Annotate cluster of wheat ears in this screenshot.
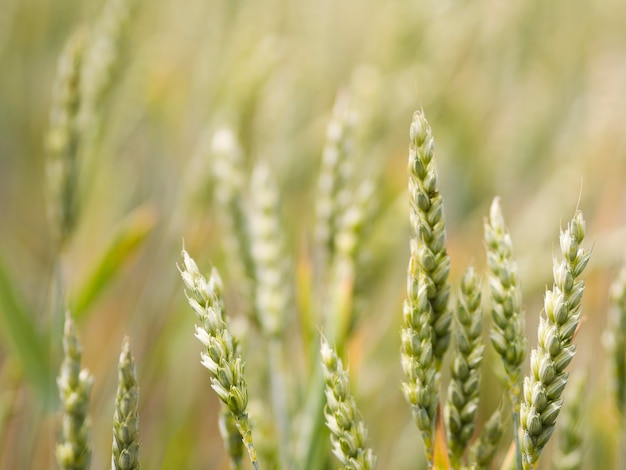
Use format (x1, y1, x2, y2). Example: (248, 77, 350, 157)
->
(30, 0, 626, 469)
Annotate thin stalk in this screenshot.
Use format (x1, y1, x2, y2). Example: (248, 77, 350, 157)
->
(298, 351, 329, 470)
(268, 339, 290, 469)
(622, 420, 626, 470)
(234, 415, 259, 470)
(511, 398, 522, 470)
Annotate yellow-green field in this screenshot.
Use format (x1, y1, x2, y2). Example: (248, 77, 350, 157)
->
(1, 0, 626, 468)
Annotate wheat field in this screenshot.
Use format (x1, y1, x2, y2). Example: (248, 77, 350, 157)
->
(1, 0, 626, 468)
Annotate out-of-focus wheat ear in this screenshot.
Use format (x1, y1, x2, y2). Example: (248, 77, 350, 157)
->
(178, 249, 259, 469)
(248, 161, 292, 468)
(468, 409, 505, 470)
(314, 90, 355, 266)
(333, 179, 376, 269)
(484, 197, 526, 469)
(407, 110, 452, 365)
(46, 32, 85, 250)
(111, 337, 140, 470)
(606, 264, 626, 469)
(211, 127, 257, 307)
(520, 211, 590, 469)
(446, 267, 484, 469)
(248, 162, 290, 338)
(552, 372, 586, 470)
(320, 337, 376, 470)
(327, 178, 376, 343)
(607, 264, 626, 417)
(56, 312, 93, 470)
(81, 0, 136, 140)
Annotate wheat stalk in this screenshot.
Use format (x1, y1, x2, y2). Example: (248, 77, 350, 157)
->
(608, 264, 626, 417)
(218, 406, 245, 470)
(607, 263, 626, 468)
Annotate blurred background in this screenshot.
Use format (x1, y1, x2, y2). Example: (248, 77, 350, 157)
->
(1, 0, 626, 468)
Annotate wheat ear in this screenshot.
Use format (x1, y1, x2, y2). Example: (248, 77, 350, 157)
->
(520, 211, 590, 469)
(179, 249, 259, 469)
(401, 110, 451, 465)
(111, 337, 140, 470)
(320, 337, 376, 469)
(56, 312, 93, 470)
(248, 162, 292, 468)
(315, 90, 355, 264)
(484, 197, 526, 468)
(407, 110, 451, 364)
(468, 409, 505, 470)
(446, 267, 484, 468)
(46, 32, 85, 249)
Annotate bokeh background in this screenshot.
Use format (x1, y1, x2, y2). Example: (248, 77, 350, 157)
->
(1, 0, 626, 468)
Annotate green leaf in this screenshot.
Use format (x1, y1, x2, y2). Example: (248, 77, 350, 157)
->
(0, 256, 54, 407)
(71, 206, 156, 319)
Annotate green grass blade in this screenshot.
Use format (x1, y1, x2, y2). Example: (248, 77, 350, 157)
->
(0, 256, 54, 408)
(71, 206, 156, 319)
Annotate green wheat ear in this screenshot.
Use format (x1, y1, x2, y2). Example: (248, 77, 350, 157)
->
(111, 337, 140, 470)
(407, 110, 452, 364)
(320, 337, 376, 470)
(484, 196, 526, 468)
(520, 211, 590, 469)
(179, 249, 259, 470)
(468, 408, 504, 470)
(401, 110, 451, 466)
(56, 312, 93, 470)
(446, 266, 484, 469)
